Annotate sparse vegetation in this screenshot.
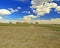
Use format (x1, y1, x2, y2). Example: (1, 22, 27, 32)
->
(0, 23, 60, 48)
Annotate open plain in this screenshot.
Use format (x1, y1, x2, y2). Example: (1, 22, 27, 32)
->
(0, 24, 60, 48)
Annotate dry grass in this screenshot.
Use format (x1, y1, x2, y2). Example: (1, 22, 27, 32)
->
(0, 25, 60, 48)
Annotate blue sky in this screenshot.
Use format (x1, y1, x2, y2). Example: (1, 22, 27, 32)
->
(0, 0, 60, 20)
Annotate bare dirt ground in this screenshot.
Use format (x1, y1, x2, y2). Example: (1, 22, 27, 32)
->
(0, 26, 60, 48)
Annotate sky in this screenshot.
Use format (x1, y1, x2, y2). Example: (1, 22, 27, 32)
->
(0, 0, 60, 23)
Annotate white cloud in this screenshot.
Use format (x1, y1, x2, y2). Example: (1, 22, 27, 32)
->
(0, 8, 20, 20)
(31, 0, 53, 6)
(55, 6, 60, 13)
(0, 17, 2, 19)
(50, 18, 60, 24)
(22, 11, 30, 14)
(23, 15, 37, 21)
(0, 9, 11, 15)
(0, 17, 60, 24)
(30, 18, 60, 24)
(17, 7, 21, 9)
(8, 8, 19, 13)
(31, 1, 60, 16)
(8, 7, 21, 13)
(0, 7, 21, 16)
(0, 7, 21, 21)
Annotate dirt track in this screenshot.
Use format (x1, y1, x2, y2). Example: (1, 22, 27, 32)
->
(0, 26, 60, 48)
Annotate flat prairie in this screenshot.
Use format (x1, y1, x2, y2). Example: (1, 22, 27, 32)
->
(0, 24, 60, 48)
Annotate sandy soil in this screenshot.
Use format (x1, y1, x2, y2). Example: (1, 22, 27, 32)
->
(0, 26, 60, 48)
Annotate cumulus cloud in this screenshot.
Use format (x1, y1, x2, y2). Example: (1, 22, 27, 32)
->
(23, 15, 37, 21)
(0, 9, 11, 15)
(42, 18, 60, 24)
(0, 7, 20, 20)
(31, 1, 60, 16)
(30, 18, 60, 24)
(31, 0, 53, 6)
(8, 7, 21, 13)
(0, 7, 21, 16)
(55, 6, 60, 13)
(0, 17, 60, 24)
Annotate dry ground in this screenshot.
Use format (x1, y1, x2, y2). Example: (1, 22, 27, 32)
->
(0, 25, 60, 48)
